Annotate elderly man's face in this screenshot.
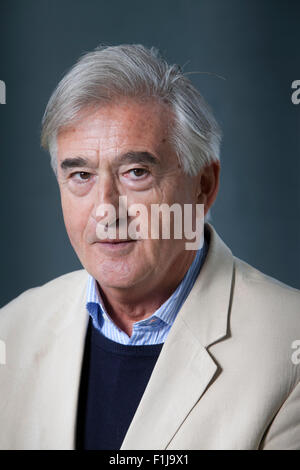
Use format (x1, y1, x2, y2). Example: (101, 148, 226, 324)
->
(57, 100, 210, 293)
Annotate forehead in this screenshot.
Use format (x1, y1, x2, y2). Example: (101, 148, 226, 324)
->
(57, 99, 174, 161)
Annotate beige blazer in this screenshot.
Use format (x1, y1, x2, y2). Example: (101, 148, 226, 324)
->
(0, 225, 299, 450)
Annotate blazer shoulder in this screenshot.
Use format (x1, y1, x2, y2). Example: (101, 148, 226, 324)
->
(0, 269, 88, 320)
(233, 256, 300, 327)
(235, 256, 300, 294)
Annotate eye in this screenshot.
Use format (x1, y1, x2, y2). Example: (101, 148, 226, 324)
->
(70, 171, 92, 182)
(128, 168, 149, 179)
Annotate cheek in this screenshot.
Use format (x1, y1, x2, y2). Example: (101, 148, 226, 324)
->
(60, 194, 90, 245)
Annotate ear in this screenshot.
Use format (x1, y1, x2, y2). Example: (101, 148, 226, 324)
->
(197, 161, 220, 215)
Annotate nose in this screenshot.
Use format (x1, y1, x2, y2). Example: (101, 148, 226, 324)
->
(92, 172, 120, 226)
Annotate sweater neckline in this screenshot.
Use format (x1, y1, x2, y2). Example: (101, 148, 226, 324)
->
(89, 320, 164, 357)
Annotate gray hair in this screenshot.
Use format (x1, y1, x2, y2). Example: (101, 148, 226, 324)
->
(41, 44, 221, 175)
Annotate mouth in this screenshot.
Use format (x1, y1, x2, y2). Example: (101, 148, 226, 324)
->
(93, 239, 138, 251)
(97, 239, 137, 244)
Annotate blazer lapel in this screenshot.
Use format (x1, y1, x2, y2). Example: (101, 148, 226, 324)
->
(121, 317, 218, 450)
(121, 224, 234, 449)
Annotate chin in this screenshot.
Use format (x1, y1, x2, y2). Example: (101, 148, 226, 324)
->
(88, 259, 145, 290)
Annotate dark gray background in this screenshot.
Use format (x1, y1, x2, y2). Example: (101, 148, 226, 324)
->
(1, 0, 299, 307)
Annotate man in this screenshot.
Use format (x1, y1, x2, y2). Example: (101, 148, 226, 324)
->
(0, 44, 299, 450)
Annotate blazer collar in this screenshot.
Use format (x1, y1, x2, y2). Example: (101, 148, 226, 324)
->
(180, 223, 234, 348)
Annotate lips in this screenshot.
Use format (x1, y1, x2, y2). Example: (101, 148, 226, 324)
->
(97, 239, 136, 244)
(93, 239, 138, 252)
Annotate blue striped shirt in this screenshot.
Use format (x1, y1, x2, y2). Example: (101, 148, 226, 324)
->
(86, 241, 207, 345)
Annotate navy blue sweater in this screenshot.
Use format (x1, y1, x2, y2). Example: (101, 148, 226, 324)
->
(76, 319, 163, 450)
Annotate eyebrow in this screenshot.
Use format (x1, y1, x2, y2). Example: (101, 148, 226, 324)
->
(60, 151, 159, 171)
(113, 151, 159, 167)
(60, 157, 90, 170)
